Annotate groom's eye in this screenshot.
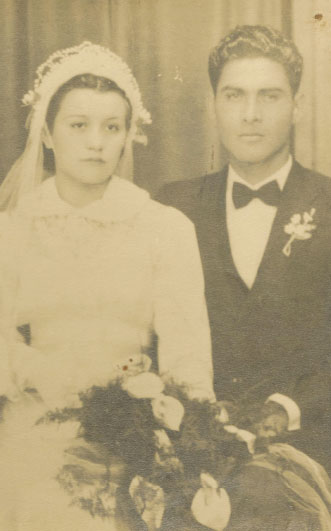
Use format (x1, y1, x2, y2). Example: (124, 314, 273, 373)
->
(107, 124, 120, 132)
(224, 90, 242, 101)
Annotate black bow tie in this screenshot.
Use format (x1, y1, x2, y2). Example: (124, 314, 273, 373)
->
(232, 180, 281, 209)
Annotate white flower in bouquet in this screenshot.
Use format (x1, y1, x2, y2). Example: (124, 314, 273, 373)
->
(153, 429, 173, 452)
(200, 472, 218, 489)
(191, 473, 231, 531)
(122, 372, 165, 399)
(151, 394, 184, 431)
(129, 475, 165, 530)
(153, 429, 183, 471)
(224, 425, 256, 454)
(113, 353, 153, 380)
(154, 452, 183, 472)
(122, 353, 152, 374)
(215, 406, 229, 424)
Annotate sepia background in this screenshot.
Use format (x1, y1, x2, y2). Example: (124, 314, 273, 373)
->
(1, 0, 331, 195)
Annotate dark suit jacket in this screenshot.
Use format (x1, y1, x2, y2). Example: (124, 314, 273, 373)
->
(156, 161, 331, 465)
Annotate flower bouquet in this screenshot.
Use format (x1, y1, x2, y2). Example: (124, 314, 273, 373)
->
(40, 354, 253, 530)
(38, 352, 331, 530)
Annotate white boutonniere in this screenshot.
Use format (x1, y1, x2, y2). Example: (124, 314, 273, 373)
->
(282, 208, 316, 257)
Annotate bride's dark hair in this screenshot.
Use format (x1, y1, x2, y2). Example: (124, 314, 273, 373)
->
(46, 73, 132, 131)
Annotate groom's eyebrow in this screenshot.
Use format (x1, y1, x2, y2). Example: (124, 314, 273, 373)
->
(65, 114, 87, 118)
(219, 86, 243, 92)
(220, 86, 285, 92)
(259, 88, 285, 93)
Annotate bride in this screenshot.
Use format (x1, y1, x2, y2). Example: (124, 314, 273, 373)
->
(0, 42, 214, 530)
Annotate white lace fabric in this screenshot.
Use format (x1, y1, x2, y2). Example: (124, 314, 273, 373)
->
(0, 175, 214, 407)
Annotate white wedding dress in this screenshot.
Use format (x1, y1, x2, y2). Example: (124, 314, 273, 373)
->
(0, 176, 214, 530)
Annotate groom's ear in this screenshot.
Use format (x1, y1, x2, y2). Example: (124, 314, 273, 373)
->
(292, 92, 304, 126)
(42, 124, 53, 150)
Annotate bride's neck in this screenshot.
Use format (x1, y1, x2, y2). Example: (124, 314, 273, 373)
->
(55, 174, 111, 207)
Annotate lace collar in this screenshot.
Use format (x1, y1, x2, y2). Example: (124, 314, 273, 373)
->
(16, 176, 151, 224)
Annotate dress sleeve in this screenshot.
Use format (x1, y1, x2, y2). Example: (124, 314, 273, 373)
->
(152, 206, 215, 402)
(0, 212, 18, 398)
(0, 212, 41, 400)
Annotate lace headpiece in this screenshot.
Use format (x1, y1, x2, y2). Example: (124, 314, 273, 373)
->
(0, 41, 151, 210)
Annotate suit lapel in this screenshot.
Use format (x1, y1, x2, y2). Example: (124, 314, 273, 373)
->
(198, 166, 227, 253)
(198, 167, 249, 306)
(252, 161, 321, 295)
(200, 167, 239, 276)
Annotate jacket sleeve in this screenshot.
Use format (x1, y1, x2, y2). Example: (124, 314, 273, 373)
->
(152, 206, 215, 402)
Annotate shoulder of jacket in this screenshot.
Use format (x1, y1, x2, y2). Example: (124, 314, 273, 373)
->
(294, 161, 331, 191)
(157, 171, 222, 194)
(155, 171, 225, 211)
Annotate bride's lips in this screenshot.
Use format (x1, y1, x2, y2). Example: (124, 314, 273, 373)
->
(239, 133, 265, 142)
(82, 158, 106, 163)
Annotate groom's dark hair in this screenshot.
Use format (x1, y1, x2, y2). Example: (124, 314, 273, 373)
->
(208, 25, 303, 95)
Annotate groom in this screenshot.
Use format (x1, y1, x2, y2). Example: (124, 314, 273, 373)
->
(157, 26, 330, 467)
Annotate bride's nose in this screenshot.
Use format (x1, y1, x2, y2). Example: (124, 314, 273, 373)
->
(86, 126, 104, 151)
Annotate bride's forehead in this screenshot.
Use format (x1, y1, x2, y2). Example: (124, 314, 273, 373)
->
(57, 88, 128, 115)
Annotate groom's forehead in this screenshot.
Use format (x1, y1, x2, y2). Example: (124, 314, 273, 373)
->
(216, 56, 291, 92)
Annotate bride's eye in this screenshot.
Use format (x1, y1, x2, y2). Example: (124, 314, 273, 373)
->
(71, 122, 86, 129)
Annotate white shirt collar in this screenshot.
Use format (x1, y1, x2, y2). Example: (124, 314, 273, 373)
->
(17, 175, 151, 223)
(228, 155, 293, 192)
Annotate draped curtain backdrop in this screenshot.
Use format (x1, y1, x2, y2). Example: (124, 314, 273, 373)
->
(1, 0, 330, 195)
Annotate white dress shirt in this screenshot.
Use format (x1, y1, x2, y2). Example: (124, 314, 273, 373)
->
(226, 156, 293, 289)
